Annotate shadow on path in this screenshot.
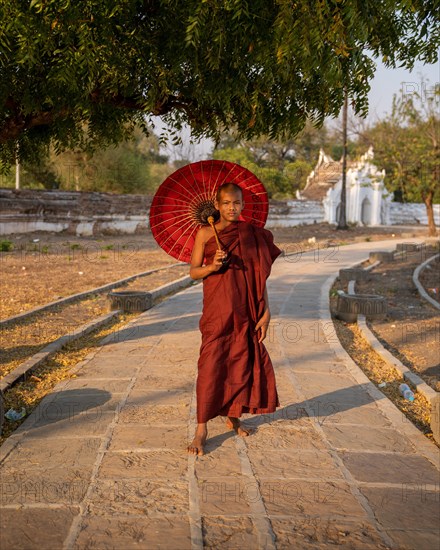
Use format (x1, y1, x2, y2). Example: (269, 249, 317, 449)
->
(202, 384, 380, 454)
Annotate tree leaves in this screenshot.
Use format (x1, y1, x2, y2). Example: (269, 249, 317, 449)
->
(0, 0, 438, 170)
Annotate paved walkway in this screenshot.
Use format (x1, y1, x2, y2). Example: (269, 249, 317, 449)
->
(1, 239, 439, 550)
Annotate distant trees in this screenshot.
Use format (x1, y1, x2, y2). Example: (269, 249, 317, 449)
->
(3, 128, 171, 194)
(212, 123, 335, 198)
(360, 85, 439, 235)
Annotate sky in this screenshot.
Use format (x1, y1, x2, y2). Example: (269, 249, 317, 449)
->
(157, 56, 439, 162)
(366, 57, 439, 121)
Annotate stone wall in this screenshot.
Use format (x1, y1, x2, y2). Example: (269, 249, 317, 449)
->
(266, 199, 324, 227)
(389, 202, 440, 226)
(0, 188, 438, 235)
(0, 188, 151, 236)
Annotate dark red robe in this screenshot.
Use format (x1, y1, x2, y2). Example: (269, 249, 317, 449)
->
(196, 220, 282, 423)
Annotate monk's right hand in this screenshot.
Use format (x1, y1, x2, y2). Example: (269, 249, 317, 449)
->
(210, 249, 227, 271)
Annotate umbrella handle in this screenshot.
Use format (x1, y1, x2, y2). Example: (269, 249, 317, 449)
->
(207, 216, 222, 250)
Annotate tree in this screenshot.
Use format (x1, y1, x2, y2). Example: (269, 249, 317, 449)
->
(2, 127, 170, 193)
(337, 90, 349, 230)
(1, 1, 438, 172)
(361, 86, 439, 236)
(213, 122, 332, 197)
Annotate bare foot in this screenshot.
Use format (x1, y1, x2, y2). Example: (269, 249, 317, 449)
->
(187, 423, 207, 456)
(226, 416, 251, 437)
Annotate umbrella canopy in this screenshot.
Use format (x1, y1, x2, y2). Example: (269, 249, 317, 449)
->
(149, 160, 269, 263)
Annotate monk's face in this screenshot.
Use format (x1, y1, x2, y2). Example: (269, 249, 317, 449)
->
(215, 190, 244, 223)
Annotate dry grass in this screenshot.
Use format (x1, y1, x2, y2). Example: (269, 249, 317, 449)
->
(331, 278, 435, 444)
(333, 319, 433, 437)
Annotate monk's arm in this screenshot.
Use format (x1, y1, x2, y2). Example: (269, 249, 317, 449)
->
(255, 285, 271, 343)
(189, 230, 225, 280)
(264, 286, 270, 315)
(190, 264, 217, 280)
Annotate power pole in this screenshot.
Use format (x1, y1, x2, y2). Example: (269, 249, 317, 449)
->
(15, 158, 20, 189)
(15, 143, 20, 189)
(337, 89, 349, 230)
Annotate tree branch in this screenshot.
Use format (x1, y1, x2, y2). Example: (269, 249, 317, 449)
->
(1, 91, 213, 143)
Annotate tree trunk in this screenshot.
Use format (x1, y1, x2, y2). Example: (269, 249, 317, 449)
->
(423, 190, 437, 237)
(337, 90, 349, 230)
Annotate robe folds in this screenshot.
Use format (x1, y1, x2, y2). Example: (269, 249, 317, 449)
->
(196, 220, 282, 423)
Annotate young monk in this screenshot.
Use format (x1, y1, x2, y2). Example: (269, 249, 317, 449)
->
(187, 182, 281, 455)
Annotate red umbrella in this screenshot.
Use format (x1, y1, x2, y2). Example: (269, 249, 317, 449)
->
(149, 160, 269, 263)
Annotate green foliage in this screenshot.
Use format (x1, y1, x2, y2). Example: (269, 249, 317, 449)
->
(213, 123, 329, 197)
(361, 88, 440, 205)
(0, 240, 14, 252)
(213, 146, 313, 199)
(2, 127, 171, 193)
(1, 1, 438, 171)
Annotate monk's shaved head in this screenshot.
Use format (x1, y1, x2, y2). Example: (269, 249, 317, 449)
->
(216, 182, 243, 202)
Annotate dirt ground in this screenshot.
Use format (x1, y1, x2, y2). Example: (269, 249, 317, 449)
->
(356, 245, 440, 392)
(419, 254, 440, 304)
(0, 223, 423, 319)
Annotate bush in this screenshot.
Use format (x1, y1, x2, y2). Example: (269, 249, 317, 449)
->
(0, 240, 14, 252)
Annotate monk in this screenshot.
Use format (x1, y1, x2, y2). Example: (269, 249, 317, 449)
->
(187, 182, 281, 455)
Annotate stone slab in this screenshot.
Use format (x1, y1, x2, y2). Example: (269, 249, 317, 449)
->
(99, 451, 188, 480)
(0, 437, 101, 469)
(125, 389, 192, 408)
(88, 479, 188, 516)
(26, 411, 114, 439)
(384, 529, 440, 550)
(64, 378, 132, 393)
(98, 342, 159, 356)
(322, 425, 415, 453)
(79, 360, 141, 378)
(0, 507, 79, 550)
(198, 477, 252, 515)
(132, 373, 195, 392)
(260, 480, 368, 517)
(291, 361, 348, 375)
(360, 486, 440, 530)
(249, 449, 344, 481)
(320, 403, 392, 428)
(270, 517, 387, 549)
(119, 404, 189, 426)
(0, 466, 90, 505)
(202, 515, 259, 549)
(293, 373, 358, 399)
(75, 515, 192, 549)
(37, 389, 120, 418)
(108, 425, 188, 451)
(195, 448, 243, 479)
(340, 451, 440, 484)
(243, 425, 326, 452)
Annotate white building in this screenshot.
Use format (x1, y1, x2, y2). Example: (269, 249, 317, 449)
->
(298, 147, 392, 226)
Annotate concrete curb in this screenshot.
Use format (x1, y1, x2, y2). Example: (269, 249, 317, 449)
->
(0, 275, 195, 395)
(413, 253, 440, 311)
(0, 310, 120, 393)
(0, 262, 186, 327)
(357, 315, 438, 404)
(349, 245, 439, 405)
(320, 241, 439, 466)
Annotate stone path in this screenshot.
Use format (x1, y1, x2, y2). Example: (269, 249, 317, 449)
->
(1, 239, 439, 549)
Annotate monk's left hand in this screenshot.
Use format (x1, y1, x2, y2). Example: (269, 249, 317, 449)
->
(255, 309, 271, 343)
